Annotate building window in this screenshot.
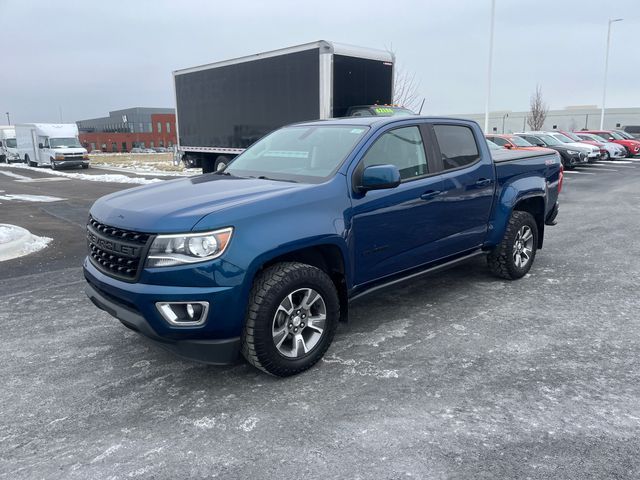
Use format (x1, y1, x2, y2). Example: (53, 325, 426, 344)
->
(111, 142, 118, 152)
(122, 142, 127, 151)
(90, 142, 96, 150)
(138, 123, 143, 133)
(166, 122, 171, 133)
(157, 122, 162, 133)
(168, 141, 173, 147)
(147, 123, 152, 133)
(150, 141, 155, 148)
(101, 143, 107, 150)
(159, 141, 164, 147)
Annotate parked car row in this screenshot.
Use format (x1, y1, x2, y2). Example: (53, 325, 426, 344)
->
(487, 129, 640, 170)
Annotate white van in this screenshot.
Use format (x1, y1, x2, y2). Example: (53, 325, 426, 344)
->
(15, 123, 89, 169)
(0, 125, 20, 163)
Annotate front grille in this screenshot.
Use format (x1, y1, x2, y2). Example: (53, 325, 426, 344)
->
(87, 216, 153, 281)
(64, 154, 84, 159)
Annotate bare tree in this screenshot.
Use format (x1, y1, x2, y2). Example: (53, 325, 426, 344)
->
(386, 45, 422, 111)
(527, 84, 549, 130)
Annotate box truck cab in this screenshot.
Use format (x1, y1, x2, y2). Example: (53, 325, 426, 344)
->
(0, 126, 20, 163)
(15, 123, 89, 169)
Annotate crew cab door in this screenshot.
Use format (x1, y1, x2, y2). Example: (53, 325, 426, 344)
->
(428, 122, 495, 256)
(350, 123, 444, 285)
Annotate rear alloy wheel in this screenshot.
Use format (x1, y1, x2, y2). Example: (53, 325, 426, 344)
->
(488, 210, 538, 280)
(602, 151, 610, 161)
(241, 262, 339, 376)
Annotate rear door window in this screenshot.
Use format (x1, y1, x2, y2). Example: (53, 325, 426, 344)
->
(433, 124, 480, 170)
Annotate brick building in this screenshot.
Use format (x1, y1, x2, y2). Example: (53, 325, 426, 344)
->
(77, 107, 176, 152)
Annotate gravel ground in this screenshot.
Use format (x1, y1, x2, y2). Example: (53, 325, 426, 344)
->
(1, 160, 639, 479)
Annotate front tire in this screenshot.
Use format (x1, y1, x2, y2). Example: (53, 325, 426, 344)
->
(488, 211, 538, 280)
(241, 262, 339, 377)
(50, 158, 57, 170)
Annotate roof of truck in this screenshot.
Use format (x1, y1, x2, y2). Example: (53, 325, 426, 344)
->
(291, 116, 479, 128)
(174, 40, 394, 76)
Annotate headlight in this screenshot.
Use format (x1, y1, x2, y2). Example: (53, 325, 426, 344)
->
(567, 150, 579, 155)
(55, 153, 65, 160)
(82, 153, 89, 159)
(146, 228, 233, 267)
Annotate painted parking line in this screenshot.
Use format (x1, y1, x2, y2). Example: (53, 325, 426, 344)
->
(605, 160, 634, 164)
(594, 163, 636, 168)
(583, 167, 618, 172)
(564, 170, 595, 175)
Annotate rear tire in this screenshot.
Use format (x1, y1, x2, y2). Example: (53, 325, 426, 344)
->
(488, 211, 538, 280)
(0, 154, 6, 163)
(25, 154, 35, 167)
(241, 262, 339, 377)
(82, 164, 89, 169)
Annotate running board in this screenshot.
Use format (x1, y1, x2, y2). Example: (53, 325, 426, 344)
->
(349, 250, 486, 302)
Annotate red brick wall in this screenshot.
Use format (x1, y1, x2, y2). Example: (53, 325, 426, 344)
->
(79, 114, 177, 152)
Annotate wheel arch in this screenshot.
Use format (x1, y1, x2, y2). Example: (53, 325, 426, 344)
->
(250, 241, 349, 323)
(513, 195, 545, 249)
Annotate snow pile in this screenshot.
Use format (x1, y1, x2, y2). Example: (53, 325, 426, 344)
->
(0, 224, 52, 261)
(92, 163, 199, 177)
(0, 163, 162, 185)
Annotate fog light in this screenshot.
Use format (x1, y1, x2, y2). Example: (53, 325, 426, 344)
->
(156, 301, 209, 326)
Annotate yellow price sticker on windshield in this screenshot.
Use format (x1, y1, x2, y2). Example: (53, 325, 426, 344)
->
(374, 107, 394, 115)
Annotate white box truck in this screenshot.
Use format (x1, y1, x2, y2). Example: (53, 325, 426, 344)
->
(173, 40, 395, 172)
(15, 123, 89, 169)
(0, 126, 20, 163)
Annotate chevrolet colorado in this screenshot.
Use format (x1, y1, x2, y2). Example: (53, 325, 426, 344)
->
(84, 116, 562, 376)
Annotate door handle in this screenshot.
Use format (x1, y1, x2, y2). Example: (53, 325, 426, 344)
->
(420, 190, 442, 200)
(475, 178, 492, 187)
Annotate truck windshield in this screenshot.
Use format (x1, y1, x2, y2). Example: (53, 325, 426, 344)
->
(225, 125, 369, 183)
(50, 137, 82, 148)
(5, 138, 17, 148)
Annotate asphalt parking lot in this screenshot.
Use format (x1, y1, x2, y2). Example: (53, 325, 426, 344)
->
(1, 159, 640, 479)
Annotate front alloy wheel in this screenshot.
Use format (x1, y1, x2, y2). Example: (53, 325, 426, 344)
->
(272, 288, 327, 358)
(241, 262, 339, 376)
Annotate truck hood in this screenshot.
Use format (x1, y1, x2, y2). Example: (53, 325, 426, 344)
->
(90, 174, 308, 233)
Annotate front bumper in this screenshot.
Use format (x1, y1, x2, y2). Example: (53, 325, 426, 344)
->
(54, 159, 89, 168)
(86, 282, 240, 364)
(83, 259, 245, 365)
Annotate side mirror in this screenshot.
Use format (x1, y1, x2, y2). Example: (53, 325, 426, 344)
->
(359, 164, 401, 192)
(0, 141, 3, 147)
(536, 143, 545, 147)
(38, 143, 44, 149)
(504, 144, 513, 149)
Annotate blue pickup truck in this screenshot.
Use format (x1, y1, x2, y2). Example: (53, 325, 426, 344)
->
(84, 116, 562, 376)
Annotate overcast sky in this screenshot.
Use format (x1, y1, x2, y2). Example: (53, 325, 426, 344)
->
(2, 0, 638, 124)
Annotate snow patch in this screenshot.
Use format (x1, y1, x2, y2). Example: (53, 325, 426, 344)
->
(322, 355, 399, 379)
(0, 224, 52, 261)
(0, 163, 162, 184)
(238, 416, 259, 432)
(0, 193, 64, 202)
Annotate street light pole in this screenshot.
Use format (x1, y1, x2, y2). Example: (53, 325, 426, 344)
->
(484, 0, 496, 133)
(600, 18, 623, 130)
(5, 112, 9, 125)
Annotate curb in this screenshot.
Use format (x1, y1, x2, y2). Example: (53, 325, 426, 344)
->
(0, 224, 32, 261)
